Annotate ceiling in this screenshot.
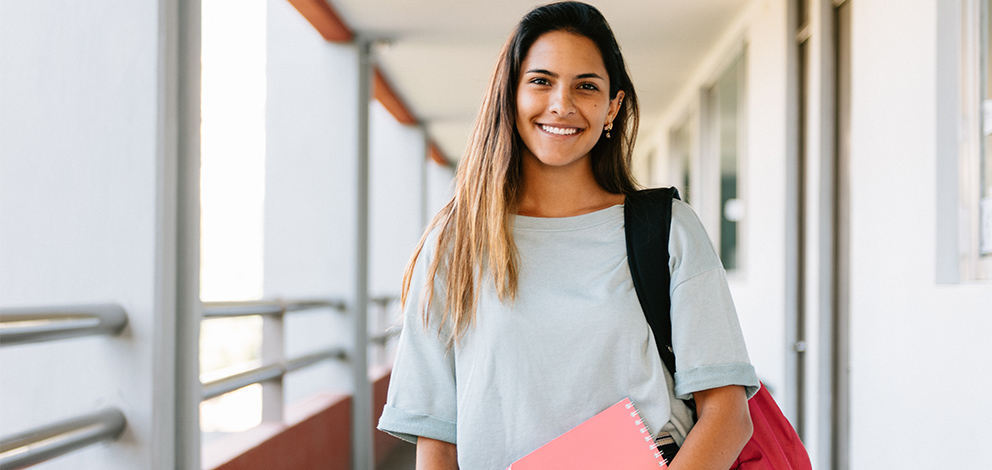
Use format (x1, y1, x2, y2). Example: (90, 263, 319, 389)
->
(330, 0, 750, 161)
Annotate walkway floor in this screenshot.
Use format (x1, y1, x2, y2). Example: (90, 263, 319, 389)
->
(377, 441, 416, 470)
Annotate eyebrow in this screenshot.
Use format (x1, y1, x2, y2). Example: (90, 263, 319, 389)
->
(525, 69, 606, 81)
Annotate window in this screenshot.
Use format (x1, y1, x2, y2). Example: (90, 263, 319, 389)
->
(704, 52, 747, 271)
(960, 0, 992, 280)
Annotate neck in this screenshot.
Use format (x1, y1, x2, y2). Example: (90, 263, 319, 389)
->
(516, 153, 624, 217)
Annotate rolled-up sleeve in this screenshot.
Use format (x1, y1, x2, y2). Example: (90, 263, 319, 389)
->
(376, 245, 458, 444)
(668, 201, 759, 400)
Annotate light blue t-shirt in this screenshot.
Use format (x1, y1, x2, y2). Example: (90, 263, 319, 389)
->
(378, 201, 759, 470)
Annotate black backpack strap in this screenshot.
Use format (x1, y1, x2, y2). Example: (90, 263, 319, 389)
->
(624, 187, 680, 377)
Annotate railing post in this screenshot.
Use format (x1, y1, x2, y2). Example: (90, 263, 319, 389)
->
(168, 0, 203, 466)
(368, 298, 383, 368)
(352, 36, 375, 470)
(261, 311, 285, 423)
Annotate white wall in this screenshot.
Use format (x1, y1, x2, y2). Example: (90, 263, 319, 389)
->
(426, 161, 456, 221)
(262, 0, 359, 403)
(369, 102, 427, 298)
(848, 0, 992, 467)
(646, 0, 992, 468)
(0, 0, 178, 468)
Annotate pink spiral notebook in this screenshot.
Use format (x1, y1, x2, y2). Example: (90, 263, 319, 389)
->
(506, 398, 668, 469)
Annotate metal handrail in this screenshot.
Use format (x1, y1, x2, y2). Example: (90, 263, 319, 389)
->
(368, 295, 396, 307)
(0, 408, 126, 470)
(286, 349, 348, 373)
(201, 299, 345, 318)
(0, 304, 127, 347)
(369, 326, 401, 345)
(201, 347, 348, 400)
(368, 295, 399, 345)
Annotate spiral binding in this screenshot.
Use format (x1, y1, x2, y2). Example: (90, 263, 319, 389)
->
(624, 400, 668, 468)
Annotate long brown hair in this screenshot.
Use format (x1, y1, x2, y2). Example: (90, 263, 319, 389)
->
(401, 1, 640, 341)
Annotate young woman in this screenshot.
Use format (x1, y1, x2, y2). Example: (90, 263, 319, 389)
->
(378, 3, 759, 469)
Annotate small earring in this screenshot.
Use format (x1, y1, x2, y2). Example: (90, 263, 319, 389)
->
(605, 122, 613, 139)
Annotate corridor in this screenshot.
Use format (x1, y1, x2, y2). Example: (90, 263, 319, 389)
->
(2, 0, 991, 469)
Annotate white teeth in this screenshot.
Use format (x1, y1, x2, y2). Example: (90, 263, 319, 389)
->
(541, 125, 578, 135)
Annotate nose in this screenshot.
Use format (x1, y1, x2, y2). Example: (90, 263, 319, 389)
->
(548, 85, 576, 116)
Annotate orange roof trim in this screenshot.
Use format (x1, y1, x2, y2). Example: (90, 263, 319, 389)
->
(373, 69, 418, 125)
(286, 0, 353, 42)
(286, 0, 447, 166)
(428, 142, 452, 167)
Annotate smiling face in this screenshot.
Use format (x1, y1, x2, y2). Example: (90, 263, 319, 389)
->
(515, 30, 624, 171)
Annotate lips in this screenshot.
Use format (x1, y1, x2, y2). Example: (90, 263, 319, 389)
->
(540, 124, 581, 136)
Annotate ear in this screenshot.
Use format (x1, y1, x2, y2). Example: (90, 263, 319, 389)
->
(606, 90, 625, 123)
